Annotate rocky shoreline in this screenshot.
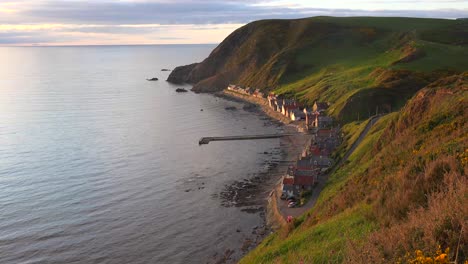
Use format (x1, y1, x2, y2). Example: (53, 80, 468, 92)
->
(209, 91, 312, 263)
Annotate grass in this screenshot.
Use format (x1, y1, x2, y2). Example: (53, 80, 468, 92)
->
(394, 40, 468, 71)
(240, 73, 467, 263)
(332, 120, 368, 160)
(240, 205, 376, 264)
(313, 16, 457, 31)
(314, 114, 395, 212)
(252, 17, 468, 122)
(240, 114, 394, 264)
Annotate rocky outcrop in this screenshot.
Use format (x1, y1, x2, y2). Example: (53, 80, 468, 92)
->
(175, 88, 188, 93)
(166, 63, 199, 84)
(167, 17, 467, 95)
(167, 19, 294, 92)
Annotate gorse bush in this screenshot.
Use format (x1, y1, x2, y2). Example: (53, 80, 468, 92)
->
(399, 246, 453, 264)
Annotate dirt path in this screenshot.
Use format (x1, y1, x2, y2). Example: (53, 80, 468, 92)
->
(277, 114, 384, 219)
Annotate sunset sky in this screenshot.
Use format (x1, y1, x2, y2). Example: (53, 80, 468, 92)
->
(1, 0, 467, 46)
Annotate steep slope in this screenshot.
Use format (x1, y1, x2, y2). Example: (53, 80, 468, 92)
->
(168, 16, 468, 122)
(240, 72, 467, 263)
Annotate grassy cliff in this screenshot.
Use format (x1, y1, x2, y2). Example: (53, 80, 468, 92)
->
(167, 17, 468, 262)
(240, 72, 467, 263)
(168, 16, 467, 122)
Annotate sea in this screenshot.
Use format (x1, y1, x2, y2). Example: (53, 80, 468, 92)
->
(0, 45, 285, 263)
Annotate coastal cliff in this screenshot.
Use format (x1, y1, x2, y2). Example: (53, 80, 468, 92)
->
(166, 16, 468, 263)
(168, 16, 468, 122)
(168, 18, 291, 92)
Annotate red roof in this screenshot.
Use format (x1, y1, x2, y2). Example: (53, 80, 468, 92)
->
(294, 176, 315, 186)
(283, 177, 294, 185)
(310, 146, 322, 156)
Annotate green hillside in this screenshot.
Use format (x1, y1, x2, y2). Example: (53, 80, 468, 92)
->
(167, 18, 468, 262)
(168, 16, 468, 123)
(240, 72, 467, 263)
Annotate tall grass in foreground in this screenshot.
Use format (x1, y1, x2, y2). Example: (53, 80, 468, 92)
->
(240, 73, 467, 263)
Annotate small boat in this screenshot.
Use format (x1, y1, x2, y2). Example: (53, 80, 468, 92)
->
(146, 77, 159, 81)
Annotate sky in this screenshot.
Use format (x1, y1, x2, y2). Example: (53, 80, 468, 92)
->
(0, 0, 467, 46)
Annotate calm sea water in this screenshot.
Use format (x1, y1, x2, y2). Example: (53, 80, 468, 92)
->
(0, 45, 283, 263)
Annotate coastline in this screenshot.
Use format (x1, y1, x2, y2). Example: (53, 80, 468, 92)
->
(216, 90, 305, 131)
(214, 90, 313, 258)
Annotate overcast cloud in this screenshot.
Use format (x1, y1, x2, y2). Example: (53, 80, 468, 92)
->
(0, 0, 466, 45)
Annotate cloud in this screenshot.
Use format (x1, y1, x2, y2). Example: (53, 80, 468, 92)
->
(0, 23, 244, 45)
(4, 0, 467, 25)
(0, 31, 81, 45)
(0, 0, 467, 45)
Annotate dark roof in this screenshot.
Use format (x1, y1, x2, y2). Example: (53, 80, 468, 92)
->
(283, 105, 299, 111)
(309, 156, 333, 166)
(318, 116, 333, 121)
(294, 176, 315, 186)
(315, 102, 329, 109)
(296, 159, 313, 168)
(292, 109, 305, 116)
(295, 169, 317, 177)
(317, 129, 334, 137)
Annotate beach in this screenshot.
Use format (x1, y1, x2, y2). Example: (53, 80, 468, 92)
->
(213, 90, 313, 255)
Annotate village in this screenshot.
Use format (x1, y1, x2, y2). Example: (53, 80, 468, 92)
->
(226, 84, 342, 209)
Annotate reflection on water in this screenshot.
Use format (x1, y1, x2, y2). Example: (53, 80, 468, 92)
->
(0, 46, 282, 263)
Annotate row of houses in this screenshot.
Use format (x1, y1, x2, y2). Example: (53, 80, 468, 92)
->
(226, 84, 333, 128)
(267, 94, 334, 129)
(227, 84, 265, 98)
(224, 85, 341, 200)
(281, 127, 341, 198)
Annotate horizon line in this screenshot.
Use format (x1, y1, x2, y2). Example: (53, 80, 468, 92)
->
(0, 43, 220, 47)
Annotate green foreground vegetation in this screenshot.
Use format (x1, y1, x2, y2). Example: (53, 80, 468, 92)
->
(241, 73, 467, 263)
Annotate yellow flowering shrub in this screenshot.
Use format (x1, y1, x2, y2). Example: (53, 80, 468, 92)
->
(402, 246, 451, 264)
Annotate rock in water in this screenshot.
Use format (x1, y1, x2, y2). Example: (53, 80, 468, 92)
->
(146, 77, 158, 81)
(175, 88, 188, 93)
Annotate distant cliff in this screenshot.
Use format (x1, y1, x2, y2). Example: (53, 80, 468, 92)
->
(168, 16, 468, 121)
(168, 18, 294, 92)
